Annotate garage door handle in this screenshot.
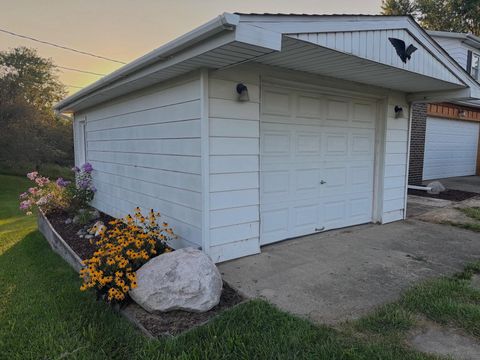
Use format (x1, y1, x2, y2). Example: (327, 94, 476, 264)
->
(319, 180, 327, 185)
(315, 227, 325, 232)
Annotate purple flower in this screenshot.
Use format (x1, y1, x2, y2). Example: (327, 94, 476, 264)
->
(81, 162, 93, 173)
(71, 166, 80, 173)
(56, 178, 70, 187)
(78, 179, 89, 189)
(19, 192, 28, 200)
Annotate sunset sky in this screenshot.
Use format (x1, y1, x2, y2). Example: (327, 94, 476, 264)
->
(0, 0, 382, 95)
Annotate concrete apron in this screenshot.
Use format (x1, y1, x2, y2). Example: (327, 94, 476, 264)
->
(219, 220, 480, 325)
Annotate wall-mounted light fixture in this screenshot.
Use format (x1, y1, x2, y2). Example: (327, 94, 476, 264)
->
(458, 109, 466, 117)
(236, 83, 249, 102)
(394, 105, 404, 118)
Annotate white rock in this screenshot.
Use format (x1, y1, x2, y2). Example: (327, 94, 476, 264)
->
(129, 248, 222, 313)
(427, 181, 446, 195)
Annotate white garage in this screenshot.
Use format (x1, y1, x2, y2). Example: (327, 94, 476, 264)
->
(260, 86, 376, 245)
(55, 13, 480, 262)
(423, 117, 480, 180)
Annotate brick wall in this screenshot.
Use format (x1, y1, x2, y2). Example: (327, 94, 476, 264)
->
(408, 103, 427, 185)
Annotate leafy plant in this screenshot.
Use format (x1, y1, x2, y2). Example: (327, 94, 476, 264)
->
(74, 208, 95, 226)
(67, 163, 96, 212)
(80, 208, 175, 304)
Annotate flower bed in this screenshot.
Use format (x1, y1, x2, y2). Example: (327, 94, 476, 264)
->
(39, 208, 243, 336)
(26, 164, 244, 337)
(46, 210, 114, 260)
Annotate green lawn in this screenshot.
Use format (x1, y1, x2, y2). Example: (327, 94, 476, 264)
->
(354, 263, 480, 339)
(455, 207, 480, 232)
(1, 174, 479, 359)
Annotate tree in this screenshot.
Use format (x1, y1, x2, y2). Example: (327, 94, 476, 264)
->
(381, 0, 416, 16)
(0, 47, 66, 111)
(381, 0, 480, 36)
(416, 0, 480, 35)
(0, 47, 73, 175)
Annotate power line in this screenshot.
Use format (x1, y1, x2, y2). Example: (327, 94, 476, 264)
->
(0, 27, 127, 64)
(56, 65, 106, 76)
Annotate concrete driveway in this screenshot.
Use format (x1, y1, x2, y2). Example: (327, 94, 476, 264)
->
(423, 176, 480, 194)
(219, 220, 480, 325)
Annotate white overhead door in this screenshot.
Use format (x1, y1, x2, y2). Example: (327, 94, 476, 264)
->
(260, 85, 376, 245)
(423, 117, 479, 180)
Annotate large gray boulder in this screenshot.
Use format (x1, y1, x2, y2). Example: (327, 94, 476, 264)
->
(129, 248, 223, 313)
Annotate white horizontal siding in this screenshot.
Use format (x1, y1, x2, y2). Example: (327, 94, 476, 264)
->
(86, 100, 200, 131)
(87, 138, 200, 156)
(88, 119, 200, 141)
(78, 75, 202, 247)
(382, 93, 408, 223)
(207, 68, 261, 262)
(210, 172, 258, 192)
(432, 37, 469, 70)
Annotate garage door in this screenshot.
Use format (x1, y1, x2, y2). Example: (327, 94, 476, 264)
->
(423, 117, 479, 180)
(260, 85, 376, 245)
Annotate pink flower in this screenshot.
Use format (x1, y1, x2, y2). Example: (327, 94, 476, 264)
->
(35, 177, 50, 187)
(27, 171, 38, 180)
(19, 192, 28, 199)
(19, 200, 31, 210)
(36, 197, 47, 206)
(28, 187, 38, 195)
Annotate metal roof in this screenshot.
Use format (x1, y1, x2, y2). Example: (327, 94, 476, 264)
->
(428, 30, 480, 49)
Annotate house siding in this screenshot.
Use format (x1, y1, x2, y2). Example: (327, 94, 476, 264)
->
(382, 93, 409, 223)
(432, 37, 470, 70)
(74, 73, 203, 248)
(290, 29, 462, 86)
(207, 68, 261, 262)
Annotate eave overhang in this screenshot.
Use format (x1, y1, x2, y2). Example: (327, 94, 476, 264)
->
(55, 13, 480, 113)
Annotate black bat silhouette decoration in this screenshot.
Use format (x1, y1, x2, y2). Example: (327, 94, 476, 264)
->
(388, 38, 418, 63)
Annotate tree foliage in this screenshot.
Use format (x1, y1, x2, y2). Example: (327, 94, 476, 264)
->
(0, 47, 66, 110)
(381, 0, 480, 35)
(381, 0, 417, 16)
(0, 47, 73, 175)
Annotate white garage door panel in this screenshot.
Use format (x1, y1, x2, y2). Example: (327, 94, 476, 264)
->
(260, 86, 376, 245)
(423, 117, 479, 180)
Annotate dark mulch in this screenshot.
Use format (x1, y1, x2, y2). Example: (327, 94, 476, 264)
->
(408, 189, 478, 202)
(46, 209, 245, 337)
(126, 282, 244, 337)
(47, 210, 114, 259)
